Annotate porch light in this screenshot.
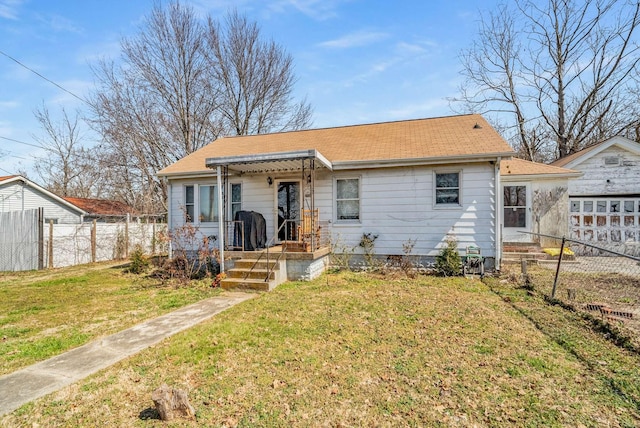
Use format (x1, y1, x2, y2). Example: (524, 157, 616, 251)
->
(267, 176, 273, 186)
(306, 174, 312, 184)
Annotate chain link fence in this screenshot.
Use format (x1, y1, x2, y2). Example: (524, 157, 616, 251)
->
(510, 233, 640, 347)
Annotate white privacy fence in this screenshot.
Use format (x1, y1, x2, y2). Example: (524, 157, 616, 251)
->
(0, 209, 43, 271)
(43, 220, 168, 269)
(0, 208, 167, 271)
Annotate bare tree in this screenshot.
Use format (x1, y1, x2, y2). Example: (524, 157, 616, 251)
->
(32, 104, 100, 198)
(90, 1, 222, 213)
(89, 2, 312, 213)
(455, 0, 640, 161)
(205, 11, 312, 135)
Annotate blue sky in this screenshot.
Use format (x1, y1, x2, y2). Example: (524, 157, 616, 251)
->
(0, 0, 501, 177)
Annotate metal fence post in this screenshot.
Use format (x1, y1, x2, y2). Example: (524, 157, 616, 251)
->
(551, 236, 566, 299)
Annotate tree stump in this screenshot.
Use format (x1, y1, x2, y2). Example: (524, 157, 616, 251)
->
(151, 383, 196, 421)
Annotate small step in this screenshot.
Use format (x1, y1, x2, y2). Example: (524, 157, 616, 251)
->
(233, 259, 280, 271)
(503, 244, 543, 253)
(226, 268, 276, 280)
(502, 251, 550, 261)
(220, 277, 271, 291)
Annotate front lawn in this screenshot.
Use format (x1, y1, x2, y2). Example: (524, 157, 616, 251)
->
(0, 262, 221, 375)
(2, 270, 639, 427)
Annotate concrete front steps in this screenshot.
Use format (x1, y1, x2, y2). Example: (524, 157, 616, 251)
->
(220, 256, 286, 291)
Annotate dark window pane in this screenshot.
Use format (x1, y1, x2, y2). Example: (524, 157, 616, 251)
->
(231, 183, 242, 203)
(185, 185, 194, 204)
(504, 186, 526, 207)
(504, 207, 526, 227)
(436, 172, 459, 188)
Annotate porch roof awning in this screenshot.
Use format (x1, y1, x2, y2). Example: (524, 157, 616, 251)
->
(205, 149, 333, 174)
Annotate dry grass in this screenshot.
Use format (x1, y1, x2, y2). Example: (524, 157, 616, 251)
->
(0, 261, 221, 375)
(508, 262, 640, 348)
(2, 270, 640, 427)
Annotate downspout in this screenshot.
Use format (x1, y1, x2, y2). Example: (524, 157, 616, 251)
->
(494, 158, 502, 271)
(166, 177, 173, 259)
(216, 166, 225, 272)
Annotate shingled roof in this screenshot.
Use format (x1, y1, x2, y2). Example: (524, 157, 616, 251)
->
(63, 197, 137, 216)
(501, 158, 581, 178)
(158, 114, 514, 177)
(550, 143, 603, 168)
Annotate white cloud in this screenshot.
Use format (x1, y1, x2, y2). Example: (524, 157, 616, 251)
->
(46, 14, 84, 34)
(0, 0, 23, 20)
(318, 30, 389, 49)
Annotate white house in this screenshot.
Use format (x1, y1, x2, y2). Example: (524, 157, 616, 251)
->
(158, 114, 515, 286)
(550, 136, 640, 249)
(0, 175, 85, 224)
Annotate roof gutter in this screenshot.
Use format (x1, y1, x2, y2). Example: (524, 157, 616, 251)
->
(502, 172, 583, 181)
(330, 151, 515, 170)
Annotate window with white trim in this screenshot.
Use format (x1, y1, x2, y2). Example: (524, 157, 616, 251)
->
(336, 178, 360, 221)
(199, 185, 218, 222)
(435, 172, 460, 205)
(185, 185, 195, 222)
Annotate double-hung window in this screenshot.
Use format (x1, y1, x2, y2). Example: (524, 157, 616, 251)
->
(336, 178, 360, 221)
(435, 172, 460, 205)
(185, 185, 195, 222)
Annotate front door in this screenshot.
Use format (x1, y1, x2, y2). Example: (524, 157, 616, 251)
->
(503, 183, 531, 242)
(277, 181, 300, 241)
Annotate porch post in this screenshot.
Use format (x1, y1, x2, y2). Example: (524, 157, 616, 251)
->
(216, 166, 225, 272)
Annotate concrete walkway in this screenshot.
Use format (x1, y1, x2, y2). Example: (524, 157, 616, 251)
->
(0, 292, 255, 416)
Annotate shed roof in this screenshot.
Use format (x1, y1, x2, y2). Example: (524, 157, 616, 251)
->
(501, 158, 581, 178)
(158, 114, 514, 177)
(63, 197, 137, 216)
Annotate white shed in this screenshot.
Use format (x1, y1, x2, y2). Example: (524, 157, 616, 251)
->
(551, 137, 640, 247)
(0, 176, 85, 224)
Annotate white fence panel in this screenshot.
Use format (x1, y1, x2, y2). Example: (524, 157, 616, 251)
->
(0, 209, 41, 271)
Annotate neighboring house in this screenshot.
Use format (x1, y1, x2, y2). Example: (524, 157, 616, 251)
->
(0, 175, 85, 224)
(500, 159, 581, 247)
(158, 114, 515, 280)
(63, 197, 138, 223)
(550, 136, 640, 249)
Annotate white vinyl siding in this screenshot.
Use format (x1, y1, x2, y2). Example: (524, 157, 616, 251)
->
(0, 181, 82, 224)
(167, 163, 498, 259)
(326, 164, 496, 258)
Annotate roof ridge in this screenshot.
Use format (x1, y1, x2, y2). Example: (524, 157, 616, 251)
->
(220, 113, 481, 139)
